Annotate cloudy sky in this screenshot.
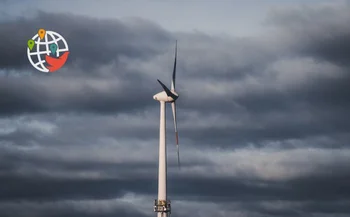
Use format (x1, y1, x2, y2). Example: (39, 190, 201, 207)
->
(0, 0, 350, 216)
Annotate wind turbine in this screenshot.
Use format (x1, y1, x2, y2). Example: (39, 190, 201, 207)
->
(153, 41, 179, 217)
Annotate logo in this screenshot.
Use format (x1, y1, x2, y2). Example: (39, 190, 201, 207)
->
(27, 28, 69, 73)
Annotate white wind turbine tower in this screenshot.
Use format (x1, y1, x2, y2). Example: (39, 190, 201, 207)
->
(153, 41, 180, 217)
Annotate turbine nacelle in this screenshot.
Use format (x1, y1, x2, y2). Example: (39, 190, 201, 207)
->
(153, 91, 179, 102)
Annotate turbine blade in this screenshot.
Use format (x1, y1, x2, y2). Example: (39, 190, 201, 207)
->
(171, 41, 177, 91)
(172, 102, 180, 169)
(157, 79, 176, 98)
(171, 102, 178, 142)
(177, 143, 181, 170)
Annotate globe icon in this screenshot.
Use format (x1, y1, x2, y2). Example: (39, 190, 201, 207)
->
(27, 30, 69, 73)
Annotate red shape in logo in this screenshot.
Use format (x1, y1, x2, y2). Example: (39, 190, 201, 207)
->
(45, 51, 70, 72)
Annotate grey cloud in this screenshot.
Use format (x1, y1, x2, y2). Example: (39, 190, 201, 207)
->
(0, 11, 176, 117)
(1, 169, 349, 206)
(300, 201, 350, 215)
(0, 11, 172, 71)
(0, 77, 158, 116)
(1, 118, 349, 208)
(0, 199, 150, 217)
(0, 175, 153, 202)
(0, 6, 348, 135)
(266, 3, 350, 66)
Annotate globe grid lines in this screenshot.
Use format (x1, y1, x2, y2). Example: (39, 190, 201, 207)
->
(27, 30, 69, 73)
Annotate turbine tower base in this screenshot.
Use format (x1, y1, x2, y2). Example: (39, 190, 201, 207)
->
(154, 199, 171, 215)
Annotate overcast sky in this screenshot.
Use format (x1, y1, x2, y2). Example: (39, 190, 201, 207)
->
(0, 0, 350, 217)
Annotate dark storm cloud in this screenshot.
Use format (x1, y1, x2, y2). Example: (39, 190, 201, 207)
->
(300, 201, 350, 215)
(1, 162, 349, 206)
(231, 200, 350, 217)
(174, 3, 350, 147)
(1, 119, 349, 206)
(0, 199, 150, 217)
(266, 4, 350, 67)
(3, 120, 348, 209)
(0, 77, 158, 116)
(0, 174, 154, 202)
(0, 11, 175, 116)
(0, 11, 172, 70)
(0, 6, 347, 125)
(4, 107, 347, 152)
